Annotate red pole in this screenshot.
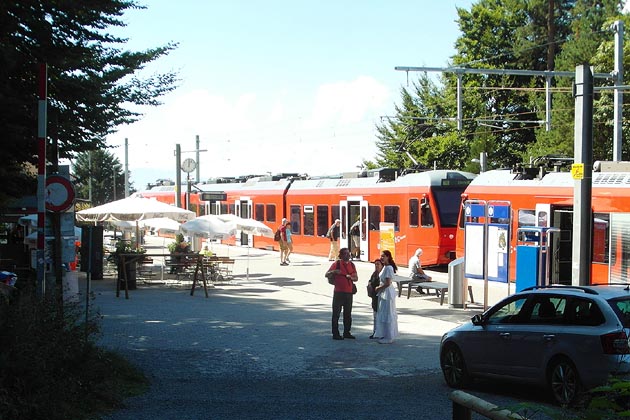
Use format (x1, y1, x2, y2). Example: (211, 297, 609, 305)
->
(37, 63, 47, 297)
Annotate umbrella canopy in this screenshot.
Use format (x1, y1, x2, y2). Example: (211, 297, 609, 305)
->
(139, 217, 181, 234)
(215, 214, 274, 238)
(76, 197, 195, 223)
(180, 215, 235, 239)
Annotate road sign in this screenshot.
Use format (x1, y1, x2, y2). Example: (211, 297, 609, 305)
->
(46, 174, 75, 212)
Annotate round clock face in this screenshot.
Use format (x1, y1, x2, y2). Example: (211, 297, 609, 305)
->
(182, 158, 196, 173)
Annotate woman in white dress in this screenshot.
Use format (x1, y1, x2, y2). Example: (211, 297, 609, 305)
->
(373, 250, 399, 344)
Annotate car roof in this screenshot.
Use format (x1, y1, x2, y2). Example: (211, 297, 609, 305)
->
(519, 284, 630, 300)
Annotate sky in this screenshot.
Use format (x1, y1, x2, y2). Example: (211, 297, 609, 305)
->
(104, 1, 476, 190)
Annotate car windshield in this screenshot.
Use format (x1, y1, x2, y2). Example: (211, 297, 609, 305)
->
(608, 297, 630, 328)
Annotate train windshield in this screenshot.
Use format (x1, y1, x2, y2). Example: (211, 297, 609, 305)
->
(433, 188, 466, 227)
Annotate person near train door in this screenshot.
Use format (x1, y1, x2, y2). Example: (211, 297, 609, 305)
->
(327, 219, 341, 261)
(350, 218, 361, 260)
(279, 218, 289, 266)
(409, 248, 432, 295)
(284, 220, 293, 263)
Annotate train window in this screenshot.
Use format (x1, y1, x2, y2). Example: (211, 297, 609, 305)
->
(409, 199, 419, 227)
(518, 210, 535, 227)
(368, 206, 380, 230)
(303, 206, 314, 236)
(317, 205, 329, 236)
(593, 213, 609, 264)
(384, 206, 400, 232)
(290, 205, 301, 235)
(332, 206, 340, 224)
(229, 204, 235, 214)
(432, 188, 461, 227)
(421, 198, 434, 227)
(220, 203, 228, 214)
(254, 204, 264, 222)
(266, 204, 276, 222)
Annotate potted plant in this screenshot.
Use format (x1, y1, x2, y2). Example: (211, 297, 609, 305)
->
(168, 234, 192, 274)
(113, 240, 146, 290)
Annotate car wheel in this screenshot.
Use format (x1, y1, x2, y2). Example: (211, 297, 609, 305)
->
(548, 357, 580, 406)
(441, 344, 470, 388)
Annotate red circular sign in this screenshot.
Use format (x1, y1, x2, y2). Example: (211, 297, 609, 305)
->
(46, 175, 75, 212)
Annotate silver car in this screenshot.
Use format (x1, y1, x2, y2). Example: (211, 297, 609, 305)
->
(440, 284, 630, 405)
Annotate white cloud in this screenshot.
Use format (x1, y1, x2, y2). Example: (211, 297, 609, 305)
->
(304, 76, 389, 130)
(108, 75, 392, 188)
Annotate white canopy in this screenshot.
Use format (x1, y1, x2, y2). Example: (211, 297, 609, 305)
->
(76, 197, 195, 223)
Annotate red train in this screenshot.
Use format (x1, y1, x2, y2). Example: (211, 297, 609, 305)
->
(455, 162, 630, 284)
(137, 170, 476, 266)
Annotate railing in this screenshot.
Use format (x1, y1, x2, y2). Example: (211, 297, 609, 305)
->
(450, 390, 526, 420)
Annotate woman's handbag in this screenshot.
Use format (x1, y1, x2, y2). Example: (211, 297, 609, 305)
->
(352, 282, 357, 295)
(367, 283, 375, 298)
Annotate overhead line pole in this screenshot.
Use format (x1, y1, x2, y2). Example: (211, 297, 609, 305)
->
(395, 65, 613, 133)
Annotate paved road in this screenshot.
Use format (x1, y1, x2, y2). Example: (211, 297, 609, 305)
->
(90, 239, 546, 419)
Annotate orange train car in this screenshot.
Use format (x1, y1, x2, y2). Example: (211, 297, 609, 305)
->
(139, 170, 476, 266)
(455, 165, 630, 284)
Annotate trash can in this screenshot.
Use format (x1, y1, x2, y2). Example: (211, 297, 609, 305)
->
(448, 257, 467, 309)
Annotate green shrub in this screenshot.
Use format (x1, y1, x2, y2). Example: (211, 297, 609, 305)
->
(0, 285, 147, 420)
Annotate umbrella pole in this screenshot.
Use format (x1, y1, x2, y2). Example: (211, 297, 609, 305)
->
(246, 245, 250, 281)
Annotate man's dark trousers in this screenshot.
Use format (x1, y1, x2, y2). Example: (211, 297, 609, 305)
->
(332, 291, 353, 336)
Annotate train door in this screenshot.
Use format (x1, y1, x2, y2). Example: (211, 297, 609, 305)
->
(359, 200, 368, 261)
(235, 199, 253, 247)
(536, 204, 572, 285)
(551, 208, 573, 285)
(341, 198, 367, 261)
(340, 200, 349, 251)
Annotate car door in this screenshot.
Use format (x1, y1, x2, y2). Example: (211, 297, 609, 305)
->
(464, 295, 531, 376)
(504, 294, 568, 380)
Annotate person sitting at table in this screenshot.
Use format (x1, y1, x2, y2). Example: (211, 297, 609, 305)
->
(202, 245, 214, 257)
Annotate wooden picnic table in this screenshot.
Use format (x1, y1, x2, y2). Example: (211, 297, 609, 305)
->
(116, 253, 211, 299)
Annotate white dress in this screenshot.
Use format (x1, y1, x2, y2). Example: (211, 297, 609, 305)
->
(374, 265, 399, 343)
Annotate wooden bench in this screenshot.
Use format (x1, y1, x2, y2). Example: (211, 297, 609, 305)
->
(137, 257, 157, 280)
(405, 281, 475, 306)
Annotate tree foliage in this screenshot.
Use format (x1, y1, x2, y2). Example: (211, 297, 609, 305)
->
(73, 149, 131, 206)
(0, 0, 178, 204)
(375, 0, 626, 172)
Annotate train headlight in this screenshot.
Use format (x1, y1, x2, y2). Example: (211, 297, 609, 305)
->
(449, 234, 454, 239)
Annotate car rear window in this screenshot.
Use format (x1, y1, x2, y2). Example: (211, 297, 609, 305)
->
(608, 298, 630, 328)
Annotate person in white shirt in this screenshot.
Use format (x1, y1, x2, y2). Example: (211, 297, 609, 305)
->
(408, 248, 432, 295)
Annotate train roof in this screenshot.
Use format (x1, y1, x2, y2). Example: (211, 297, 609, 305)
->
(469, 169, 630, 188)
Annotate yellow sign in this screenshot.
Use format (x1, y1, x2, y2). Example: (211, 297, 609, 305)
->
(378, 222, 396, 261)
(571, 163, 584, 180)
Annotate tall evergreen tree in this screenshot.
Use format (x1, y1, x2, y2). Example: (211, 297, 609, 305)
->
(0, 0, 178, 204)
(73, 150, 131, 206)
(374, 0, 625, 172)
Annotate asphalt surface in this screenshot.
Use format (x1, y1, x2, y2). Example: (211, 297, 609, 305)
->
(85, 237, 538, 420)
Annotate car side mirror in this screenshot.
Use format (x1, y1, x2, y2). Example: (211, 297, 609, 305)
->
(471, 314, 484, 325)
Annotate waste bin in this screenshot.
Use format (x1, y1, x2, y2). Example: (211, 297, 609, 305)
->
(448, 257, 467, 308)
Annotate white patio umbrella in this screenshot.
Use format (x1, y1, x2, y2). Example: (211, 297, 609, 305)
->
(76, 197, 195, 247)
(215, 214, 274, 238)
(179, 215, 236, 240)
(76, 196, 195, 223)
(139, 217, 181, 235)
(215, 214, 274, 280)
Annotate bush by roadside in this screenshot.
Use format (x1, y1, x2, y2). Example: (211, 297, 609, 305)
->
(0, 282, 148, 420)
